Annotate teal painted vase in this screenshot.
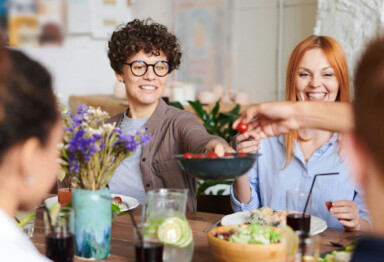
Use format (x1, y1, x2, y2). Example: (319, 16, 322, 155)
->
(73, 187, 111, 259)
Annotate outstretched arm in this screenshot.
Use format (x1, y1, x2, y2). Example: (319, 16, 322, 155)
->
(233, 101, 354, 138)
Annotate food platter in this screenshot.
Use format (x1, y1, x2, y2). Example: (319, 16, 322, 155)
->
(44, 194, 139, 212)
(175, 153, 261, 180)
(221, 210, 327, 235)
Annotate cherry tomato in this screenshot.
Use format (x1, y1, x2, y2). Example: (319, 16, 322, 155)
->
(207, 152, 218, 158)
(114, 196, 122, 203)
(237, 122, 249, 134)
(224, 153, 233, 157)
(237, 152, 247, 157)
(325, 201, 332, 211)
(197, 153, 206, 158)
(183, 152, 196, 158)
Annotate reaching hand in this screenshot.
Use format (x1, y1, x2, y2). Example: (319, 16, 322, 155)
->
(232, 101, 301, 139)
(205, 139, 235, 157)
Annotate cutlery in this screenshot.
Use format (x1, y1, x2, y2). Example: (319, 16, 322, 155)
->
(330, 241, 343, 248)
(204, 219, 221, 232)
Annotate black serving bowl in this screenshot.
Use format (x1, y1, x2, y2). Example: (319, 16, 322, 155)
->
(175, 153, 261, 180)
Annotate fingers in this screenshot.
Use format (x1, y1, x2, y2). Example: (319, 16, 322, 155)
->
(236, 140, 260, 153)
(235, 134, 261, 153)
(213, 143, 225, 157)
(330, 200, 358, 217)
(330, 200, 360, 231)
(333, 211, 357, 220)
(339, 219, 360, 231)
(332, 200, 357, 207)
(232, 106, 262, 130)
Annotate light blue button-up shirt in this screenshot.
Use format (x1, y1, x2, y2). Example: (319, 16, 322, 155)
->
(230, 134, 369, 229)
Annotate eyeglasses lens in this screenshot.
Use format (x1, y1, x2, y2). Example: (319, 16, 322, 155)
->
(153, 61, 169, 76)
(131, 61, 169, 77)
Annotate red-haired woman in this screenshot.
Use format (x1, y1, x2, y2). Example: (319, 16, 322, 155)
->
(231, 35, 370, 231)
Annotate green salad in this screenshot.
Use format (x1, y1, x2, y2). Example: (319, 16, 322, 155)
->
(215, 223, 281, 244)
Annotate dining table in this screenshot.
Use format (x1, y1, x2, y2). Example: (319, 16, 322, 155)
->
(31, 196, 363, 262)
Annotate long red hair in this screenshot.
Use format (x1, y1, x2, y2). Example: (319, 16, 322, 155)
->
(284, 35, 351, 165)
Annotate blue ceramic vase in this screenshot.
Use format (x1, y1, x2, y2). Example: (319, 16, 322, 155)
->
(73, 187, 111, 259)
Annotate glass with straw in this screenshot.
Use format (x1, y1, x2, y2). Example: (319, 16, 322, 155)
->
(134, 223, 164, 262)
(287, 173, 339, 262)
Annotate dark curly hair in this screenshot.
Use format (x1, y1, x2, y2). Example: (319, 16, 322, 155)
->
(108, 18, 182, 75)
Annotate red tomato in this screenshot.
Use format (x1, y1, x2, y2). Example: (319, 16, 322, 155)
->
(325, 201, 332, 211)
(224, 153, 233, 157)
(207, 152, 218, 158)
(114, 196, 122, 203)
(237, 152, 247, 157)
(183, 152, 196, 158)
(197, 153, 206, 158)
(237, 122, 249, 134)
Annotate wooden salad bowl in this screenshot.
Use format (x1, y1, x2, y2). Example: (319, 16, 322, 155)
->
(207, 225, 287, 262)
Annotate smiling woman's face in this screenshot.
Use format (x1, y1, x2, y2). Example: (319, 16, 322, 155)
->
(116, 50, 169, 109)
(296, 48, 339, 102)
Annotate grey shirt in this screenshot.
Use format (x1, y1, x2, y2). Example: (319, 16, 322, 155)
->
(108, 114, 149, 204)
(107, 99, 227, 211)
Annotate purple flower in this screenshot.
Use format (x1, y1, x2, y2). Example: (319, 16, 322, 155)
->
(77, 104, 88, 115)
(93, 133, 102, 140)
(139, 133, 152, 145)
(117, 133, 139, 151)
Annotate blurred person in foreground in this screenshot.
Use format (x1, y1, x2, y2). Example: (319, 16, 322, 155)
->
(233, 36, 384, 260)
(0, 49, 62, 260)
(106, 18, 231, 211)
(231, 35, 370, 231)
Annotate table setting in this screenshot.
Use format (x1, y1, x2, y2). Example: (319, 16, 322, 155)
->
(22, 107, 363, 262)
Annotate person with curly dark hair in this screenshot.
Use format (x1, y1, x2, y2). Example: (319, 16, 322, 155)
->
(106, 18, 232, 211)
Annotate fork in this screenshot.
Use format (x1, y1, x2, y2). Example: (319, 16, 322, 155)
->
(203, 219, 221, 232)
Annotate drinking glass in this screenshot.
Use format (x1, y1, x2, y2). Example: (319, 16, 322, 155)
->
(134, 223, 164, 262)
(44, 207, 74, 262)
(286, 188, 312, 232)
(57, 177, 72, 206)
(15, 208, 36, 237)
(292, 231, 320, 262)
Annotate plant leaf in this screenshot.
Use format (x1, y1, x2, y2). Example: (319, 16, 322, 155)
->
(188, 100, 208, 122)
(167, 101, 184, 110)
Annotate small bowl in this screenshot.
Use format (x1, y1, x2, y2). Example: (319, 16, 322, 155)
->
(207, 225, 286, 262)
(174, 153, 260, 180)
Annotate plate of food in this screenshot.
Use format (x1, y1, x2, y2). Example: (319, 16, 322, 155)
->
(175, 152, 261, 180)
(44, 194, 139, 212)
(221, 207, 327, 235)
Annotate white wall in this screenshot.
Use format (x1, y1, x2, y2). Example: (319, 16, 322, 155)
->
(314, 0, 384, 85)
(18, 0, 317, 105)
(232, 0, 317, 103)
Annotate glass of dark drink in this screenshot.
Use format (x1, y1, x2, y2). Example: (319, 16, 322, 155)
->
(286, 188, 312, 233)
(291, 230, 320, 261)
(44, 207, 74, 262)
(134, 223, 164, 262)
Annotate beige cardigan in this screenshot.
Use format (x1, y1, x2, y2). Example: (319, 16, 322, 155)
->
(107, 99, 227, 211)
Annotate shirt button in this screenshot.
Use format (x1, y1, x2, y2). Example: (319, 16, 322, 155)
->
(146, 183, 151, 188)
(142, 158, 146, 162)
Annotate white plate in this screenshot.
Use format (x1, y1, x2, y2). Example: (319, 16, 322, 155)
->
(221, 211, 327, 235)
(44, 194, 139, 212)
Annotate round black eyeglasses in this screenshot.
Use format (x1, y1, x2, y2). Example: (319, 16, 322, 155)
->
(123, 60, 170, 77)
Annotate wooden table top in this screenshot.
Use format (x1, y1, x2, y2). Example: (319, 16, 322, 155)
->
(31, 203, 363, 261)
